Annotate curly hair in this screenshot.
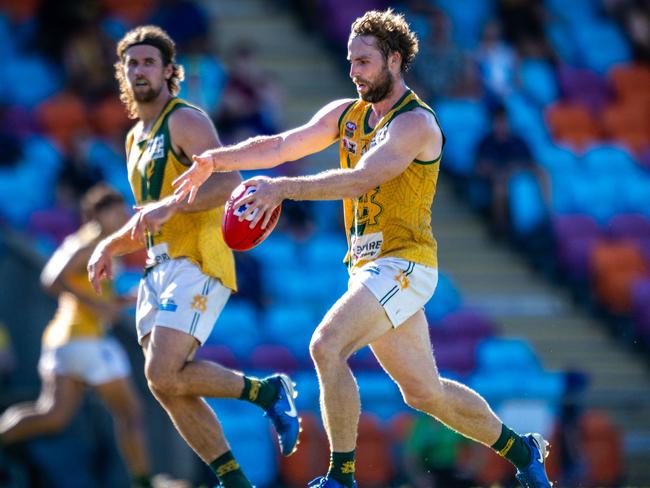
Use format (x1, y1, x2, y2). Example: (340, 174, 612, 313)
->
(114, 25, 185, 119)
(350, 9, 419, 73)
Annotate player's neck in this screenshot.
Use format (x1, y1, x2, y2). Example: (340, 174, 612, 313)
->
(137, 92, 173, 129)
(369, 81, 408, 120)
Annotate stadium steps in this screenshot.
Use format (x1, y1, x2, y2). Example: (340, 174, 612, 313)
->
(432, 177, 650, 486)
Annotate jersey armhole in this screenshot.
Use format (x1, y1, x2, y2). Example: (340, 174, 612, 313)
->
(337, 101, 357, 135)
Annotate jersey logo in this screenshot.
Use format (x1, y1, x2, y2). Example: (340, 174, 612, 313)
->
(345, 121, 357, 138)
(342, 137, 357, 155)
(351, 187, 383, 235)
(145, 134, 165, 160)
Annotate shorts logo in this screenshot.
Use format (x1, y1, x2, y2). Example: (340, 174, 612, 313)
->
(395, 270, 410, 289)
(190, 295, 207, 313)
(160, 299, 177, 312)
(366, 265, 381, 275)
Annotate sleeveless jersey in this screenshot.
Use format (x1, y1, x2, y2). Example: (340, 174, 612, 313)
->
(126, 97, 236, 291)
(338, 89, 442, 270)
(42, 223, 112, 348)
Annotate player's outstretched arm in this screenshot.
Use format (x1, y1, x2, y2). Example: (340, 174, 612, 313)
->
(172, 99, 353, 204)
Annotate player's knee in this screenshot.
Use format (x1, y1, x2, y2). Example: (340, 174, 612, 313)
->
(309, 331, 345, 366)
(145, 362, 180, 397)
(403, 383, 444, 413)
(40, 406, 72, 433)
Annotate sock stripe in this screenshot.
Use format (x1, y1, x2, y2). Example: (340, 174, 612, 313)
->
(498, 436, 515, 457)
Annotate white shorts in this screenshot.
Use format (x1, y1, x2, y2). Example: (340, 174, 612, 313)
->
(349, 257, 438, 327)
(38, 337, 131, 385)
(136, 258, 231, 345)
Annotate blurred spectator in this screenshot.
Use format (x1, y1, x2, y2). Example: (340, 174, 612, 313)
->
(410, 8, 472, 101)
(62, 17, 117, 100)
(471, 107, 545, 235)
(401, 413, 472, 488)
(216, 41, 283, 143)
(476, 20, 518, 107)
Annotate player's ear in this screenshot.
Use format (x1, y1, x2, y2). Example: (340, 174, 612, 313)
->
(164, 63, 173, 80)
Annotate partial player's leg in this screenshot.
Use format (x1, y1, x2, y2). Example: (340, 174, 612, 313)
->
(142, 330, 254, 488)
(137, 261, 299, 457)
(370, 309, 503, 443)
(94, 377, 151, 487)
(308, 282, 395, 487)
(370, 310, 552, 488)
(0, 372, 84, 444)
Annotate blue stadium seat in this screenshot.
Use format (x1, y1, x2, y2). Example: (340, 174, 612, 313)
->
(508, 170, 548, 237)
(425, 271, 462, 322)
(435, 98, 489, 176)
(574, 22, 631, 74)
(207, 300, 261, 358)
(264, 303, 315, 358)
(533, 143, 578, 175)
(1, 55, 62, 107)
(504, 92, 550, 151)
(476, 338, 541, 374)
(520, 59, 559, 107)
(437, 0, 495, 48)
(207, 400, 278, 487)
(581, 145, 637, 175)
(356, 371, 406, 420)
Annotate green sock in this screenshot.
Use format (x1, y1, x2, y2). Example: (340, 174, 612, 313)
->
(327, 451, 356, 487)
(491, 424, 532, 470)
(209, 451, 252, 488)
(132, 474, 153, 488)
(239, 376, 279, 410)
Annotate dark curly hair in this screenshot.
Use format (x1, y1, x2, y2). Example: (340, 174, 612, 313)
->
(350, 9, 419, 73)
(114, 25, 185, 119)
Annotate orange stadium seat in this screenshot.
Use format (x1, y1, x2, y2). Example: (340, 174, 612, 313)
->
(591, 240, 649, 314)
(91, 97, 131, 139)
(609, 63, 650, 104)
(545, 102, 600, 149)
(355, 413, 395, 488)
(36, 92, 88, 151)
(279, 412, 329, 487)
(579, 409, 623, 487)
(601, 103, 650, 153)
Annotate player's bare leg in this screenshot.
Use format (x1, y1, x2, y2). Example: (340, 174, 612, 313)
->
(0, 373, 84, 444)
(369, 310, 502, 444)
(141, 330, 233, 461)
(94, 377, 151, 480)
(309, 283, 394, 485)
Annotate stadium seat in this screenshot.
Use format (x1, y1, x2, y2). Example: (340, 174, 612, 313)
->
(609, 63, 650, 104)
(36, 91, 88, 150)
(574, 22, 631, 75)
(508, 169, 548, 237)
(606, 214, 650, 241)
(435, 98, 489, 176)
(520, 59, 559, 107)
(601, 103, 650, 153)
(263, 303, 315, 358)
(545, 101, 600, 148)
(195, 344, 240, 370)
(590, 240, 649, 314)
(355, 412, 395, 487)
(249, 343, 302, 373)
(579, 410, 624, 487)
(424, 271, 462, 322)
(553, 214, 602, 281)
(556, 64, 611, 113)
(356, 372, 406, 420)
(279, 411, 329, 487)
(207, 300, 261, 358)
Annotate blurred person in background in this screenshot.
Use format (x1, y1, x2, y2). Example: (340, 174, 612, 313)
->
(471, 107, 546, 236)
(173, 9, 553, 488)
(0, 183, 154, 488)
(86, 25, 299, 488)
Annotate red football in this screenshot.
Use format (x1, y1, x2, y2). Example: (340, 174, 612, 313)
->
(222, 183, 281, 251)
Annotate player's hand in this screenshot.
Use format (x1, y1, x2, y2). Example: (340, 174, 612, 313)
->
(237, 176, 284, 229)
(130, 198, 177, 241)
(87, 243, 113, 295)
(172, 150, 215, 204)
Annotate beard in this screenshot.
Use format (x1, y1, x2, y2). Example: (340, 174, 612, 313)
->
(132, 83, 163, 103)
(358, 65, 393, 103)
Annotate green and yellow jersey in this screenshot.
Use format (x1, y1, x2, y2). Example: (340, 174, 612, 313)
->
(338, 89, 442, 271)
(126, 97, 236, 291)
(42, 223, 112, 348)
